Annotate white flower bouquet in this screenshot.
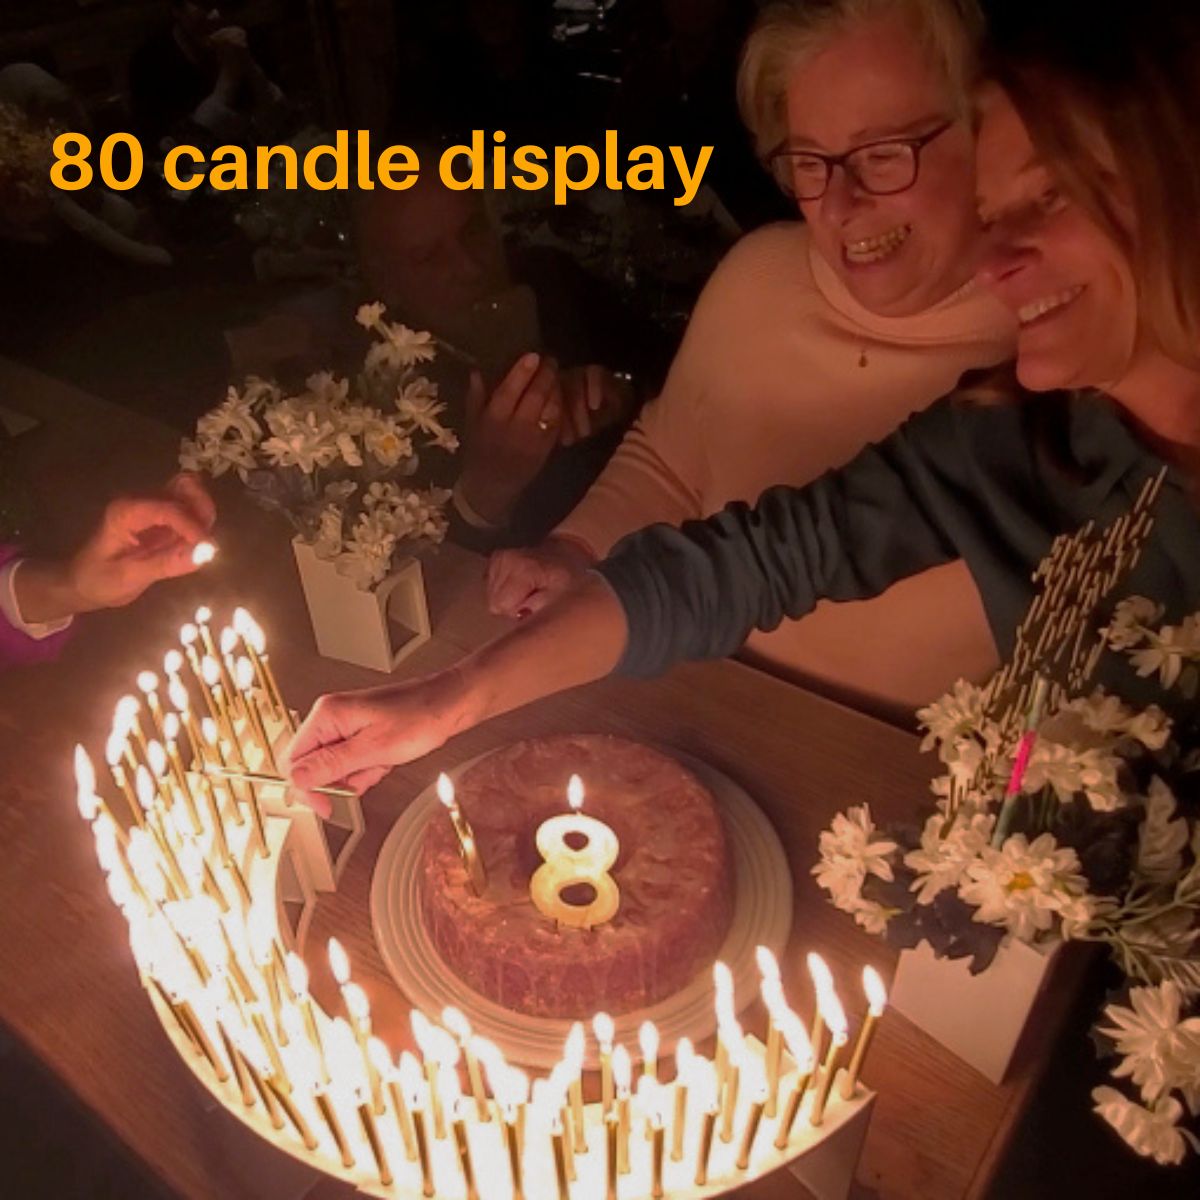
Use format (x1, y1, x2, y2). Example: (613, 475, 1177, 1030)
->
(180, 303, 456, 589)
(1092, 981, 1200, 1164)
(817, 600, 1199, 983)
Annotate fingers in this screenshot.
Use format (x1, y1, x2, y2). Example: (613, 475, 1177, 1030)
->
(486, 551, 537, 618)
(559, 371, 591, 447)
(585, 365, 606, 412)
(105, 496, 209, 549)
(465, 369, 486, 429)
(166, 472, 217, 529)
(489, 352, 543, 422)
(512, 357, 562, 433)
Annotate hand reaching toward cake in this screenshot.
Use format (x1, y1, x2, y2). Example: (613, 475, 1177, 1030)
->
(284, 573, 629, 814)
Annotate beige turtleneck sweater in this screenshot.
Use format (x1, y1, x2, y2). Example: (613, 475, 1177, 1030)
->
(556, 221, 1018, 721)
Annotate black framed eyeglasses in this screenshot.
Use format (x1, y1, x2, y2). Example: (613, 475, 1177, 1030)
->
(766, 119, 956, 201)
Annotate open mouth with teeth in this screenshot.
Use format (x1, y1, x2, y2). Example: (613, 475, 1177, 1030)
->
(843, 223, 913, 266)
(1017, 285, 1085, 328)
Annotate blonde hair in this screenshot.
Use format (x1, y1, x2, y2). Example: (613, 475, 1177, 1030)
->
(737, 0, 984, 158)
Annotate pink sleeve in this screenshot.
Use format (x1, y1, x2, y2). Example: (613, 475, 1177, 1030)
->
(0, 544, 73, 668)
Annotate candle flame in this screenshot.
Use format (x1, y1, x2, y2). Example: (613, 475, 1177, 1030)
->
(470, 1036, 506, 1085)
(104, 732, 124, 768)
(567, 774, 584, 811)
(180, 623, 198, 646)
(565, 1021, 585, 1064)
(755, 944, 780, 982)
(713, 960, 733, 1000)
(818, 981, 849, 1043)
(327, 1017, 367, 1091)
(167, 677, 190, 713)
(399, 1051, 424, 1100)
(74, 743, 96, 796)
(285, 950, 309, 996)
(593, 1011, 614, 1047)
(327, 936, 350, 985)
(612, 1045, 631, 1093)
(220, 627, 238, 656)
(195, 606, 212, 625)
(191, 541, 216, 567)
(201, 717, 218, 746)
(135, 766, 155, 811)
(343, 981, 371, 1024)
(201, 657, 220, 687)
(761, 976, 787, 1020)
(436, 772, 455, 809)
(442, 1006, 471, 1042)
(115, 694, 140, 724)
(439, 1063, 462, 1107)
(163, 712, 180, 741)
(675, 1037, 694, 1076)
(137, 671, 159, 695)
(367, 1036, 393, 1078)
(77, 786, 100, 824)
(863, 965, 888, 1016)
(163, 649, 183, 676)
(234, 608, 266, 652)
(147, 740, 167, 777)
(235, 656, 254, 692)
(806, 951, 833, 995)
(639, 1020, 659, 1062)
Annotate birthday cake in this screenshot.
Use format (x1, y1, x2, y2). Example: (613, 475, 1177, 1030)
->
(418, 734, 735, 1018)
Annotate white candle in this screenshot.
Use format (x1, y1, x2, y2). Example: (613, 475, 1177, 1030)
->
(437, 773, 487, 895)
(595, 1011, 615, 1118)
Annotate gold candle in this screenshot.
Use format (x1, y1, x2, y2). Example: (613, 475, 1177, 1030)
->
(808, 986, 849, 1128)
(411, 1100, 435, 1198)
(314, 1087, 355, 1168)
(671, 1038, 692, 1162)
(614, 1045, 631, 1175)
(806, 952, 834, 1068)
(453, 1101, 480, 1200)
(640, 1019, 659, 1081)
(605, 1114, 619, 1200)
(718, 1029, 742, 1143)
(444, 1007, 490, 1122)
(357, 1092, 392, 1187)
(137, 671, 168, 745)
(235, 656, 279, 773)
(840, 966, 887, 1099)
(218, 1023, 256, 1108)
(234, 607, 295, 732)
(105, 732, 144, 827)
(694, 1104, 718, 1187)
(595, 1011, 615, 1119)
(736, 1074, 767, 1171)
(437, 773, 488, 895)
(551, 1112, 571, 1200)
(268, 1076, 318, 1150)
(566, 1022, 586, 1142)
(651, 1113, 666, 1199)
(504, 1104, 524, 1200)
(773, 1014, 815, 1150)
(285, 953, 329, 1084)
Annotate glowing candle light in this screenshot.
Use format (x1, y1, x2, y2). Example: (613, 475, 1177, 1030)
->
(234, 607, 293, 731)
(736, 1057, 768, 1171)
(756, 945, 787, 1117)
(504, 1099, 525, 1200)
(369, 1038, 418, 1162)
(694, 1063, 719, 1187)
(195, 606, 219, 665)
(444, 1006, 489, 1122)
(410, 1009, 458, 1139)
(807, 952, 834, 1066)
(713, 960, 734, 1093)
(105, 730, 142, 827)
(640, 1020, 659, 1081)
(120, 694, 151, 761)
(202, 657, 241, 765)
(436, 773, 487, 895)
(546, 1064, 578, 1180)
(671, 1037, 693, 1162)
(285, 952, 329, 1083)
(401, 1051, 435, 1196)
(137, 670, 169, 746)
(605, 1113, 619, 1200)
(648, 1089, 666, 1199)
(452, 1097, 481, 1200)
(530, 774, 620, 929)
(595, 1011, 615, 1119)
(841, 966, 887, 1099)
(719, 1025, 743, 1143)
(191, 540, 216, 566)
(808, 981, 849, 1127)
(236, 656, 278, 772)
(773, 1012, 815, 1150)
(566, 1022, 586, 1142)
(550, 1110, 571, 1200)
(614, 1044, 632, 1174)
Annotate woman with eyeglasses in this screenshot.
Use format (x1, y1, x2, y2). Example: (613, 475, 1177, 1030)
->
(284, 0, 1200, 809)
(485, 0, 1014, 720)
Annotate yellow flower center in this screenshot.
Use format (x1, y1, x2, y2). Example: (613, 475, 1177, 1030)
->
(1008, 871, 1035, 892)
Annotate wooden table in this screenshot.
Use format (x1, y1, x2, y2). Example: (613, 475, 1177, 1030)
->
(0, 358, 1080, 1200)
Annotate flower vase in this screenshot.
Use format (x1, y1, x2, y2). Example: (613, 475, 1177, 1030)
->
(889, 936, 1062, 1084)
(291, 536, 430, 672)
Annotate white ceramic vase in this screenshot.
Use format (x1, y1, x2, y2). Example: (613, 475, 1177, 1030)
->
(291, 536, 431, 672)
(889, 936, 1061, 1084)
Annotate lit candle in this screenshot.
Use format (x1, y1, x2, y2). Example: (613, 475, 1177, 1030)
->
(137, 671, 169, 745)
(401, 1051, 436, 1196)
(344, 983, 384, 1112)
(436, 773, 487, 895)
(808, 983, 849, 1127)
(504, 1101, 525, 1200)
(410, 1009, 458, 1139)
(713, 961, 734, 1094)
(772, 1012, 815, 1150)
(605, 1113, 619, 1200)
(756, 946, 786, 1117)
(671, 1037, 693, 1162)
(550, 1110, 571, 1200)
(233, 608, 294, 731)
(566, 1022, 586, 1142)
(313, 1084, 355, 1168)
(735, 1058, 767, 1171)
(202, 657, 242, 766)
(807, 952, 834, 1066)
(595, 1011, 615, 1119)
(841, 966, 886, 1098)
(640, 1020, 659, 1081)
(120, 694, 151, 762)
(370, 1039, 418, 1161)
(453, 1097, 481, 1200)
(236, 657, 278, 772)
(719, 1026, 743, 1143)
(105, 731, 142, 827)
(285, 952, 329, 1083)
(648, 1090, 666, 1199)
(529, 775, 620, 929)
(444, 1006, 489, 1121)
(694, 1064, 719, 1188)
(614, 1044, 631, 1174)
(546, 1066, 578, 1180)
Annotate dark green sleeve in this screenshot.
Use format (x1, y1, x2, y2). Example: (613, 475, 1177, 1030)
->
(595, 397, 1035, 677)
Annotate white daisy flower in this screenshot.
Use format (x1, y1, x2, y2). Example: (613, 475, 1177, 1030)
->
(904, 811, 995, 905)
(1021, 740, 1124, 812)
(1098, 982, 1200, 1106)
(813, 804, 898, 915)
(311, 504, 344, 561)
(960, 833, 1091, 942)
(1104, 596, 1163, 651)
(355, 301, 386, 329)
(917, 678, 987, 753)
(1091, 1089, 1197, 1165)
(364, 414, 414, 468)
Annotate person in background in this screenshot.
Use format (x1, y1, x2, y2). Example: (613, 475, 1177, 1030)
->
(0, 473, 214, 668)
(485, 0, 1015, 722)
(282, 0, 1200, 805)
(128, 1, 288, 150)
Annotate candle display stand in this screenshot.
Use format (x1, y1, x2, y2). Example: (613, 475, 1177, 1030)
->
(890, 937, 1061, 1084)
(75, 606, 882, 1200)
(370, 751, 794, 1068)
(293, 537, 431, 673)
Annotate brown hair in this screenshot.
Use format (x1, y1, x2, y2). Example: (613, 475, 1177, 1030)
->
(736, 0, 984, 157)
(984, 0, 1200, 367)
